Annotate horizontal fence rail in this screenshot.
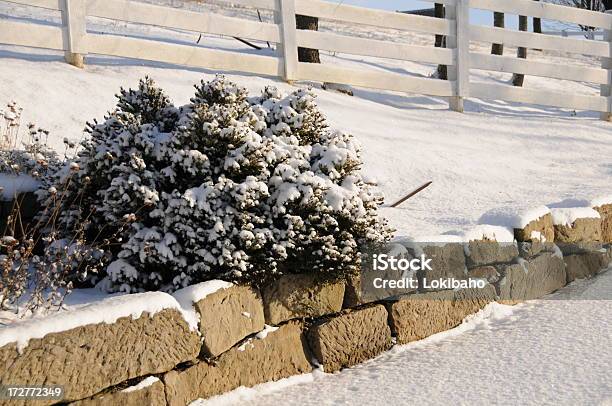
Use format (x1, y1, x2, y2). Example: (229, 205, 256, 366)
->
(0, 0, 611, 119)
(215, 0, 278, 11)
(4, 0, 60, 9)
(294, 30, 457, 65)
(470, 82, 609, 111)
(471, 25, 611, 57)
(88, 33, 284, 76)
(470, 52, 609, 84)
(87, 0, 282, 43)
(296, 63, 456, 96)
(470, 0, 611, 29)
(0, 19, 65, 50)
(294, 0, 455, 36)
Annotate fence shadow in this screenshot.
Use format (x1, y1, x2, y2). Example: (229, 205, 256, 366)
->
(463, 98, 601, 120)
(344, 82, 602, 121)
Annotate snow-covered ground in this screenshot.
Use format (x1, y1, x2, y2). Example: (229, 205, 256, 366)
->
(1, 3, 611, 403)
(193, 267, 612, 406)
(0, 0, 611, 238)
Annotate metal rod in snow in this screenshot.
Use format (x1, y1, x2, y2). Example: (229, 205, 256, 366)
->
(389, 181, 433, 208)
(196, 34, 261, 51)
(233, 36, 262, 50)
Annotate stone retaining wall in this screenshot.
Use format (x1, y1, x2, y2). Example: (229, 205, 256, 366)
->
(1, 207, 611, 405)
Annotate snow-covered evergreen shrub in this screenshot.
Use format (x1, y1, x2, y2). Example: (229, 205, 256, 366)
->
(44, 76, 392, 292)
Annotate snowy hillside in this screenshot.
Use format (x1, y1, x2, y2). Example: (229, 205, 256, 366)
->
(0, 0, 611, 237)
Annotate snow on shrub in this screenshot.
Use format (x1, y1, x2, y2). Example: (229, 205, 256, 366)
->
(42, 76, 393, 292)
(0, 102, 67, 198)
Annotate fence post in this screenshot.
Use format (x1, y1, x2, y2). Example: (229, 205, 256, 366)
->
(278, 0, 298, 82)
(446, 0, 470, 112)
(61, 0, 87, 68)
(601, 11, 612, 122)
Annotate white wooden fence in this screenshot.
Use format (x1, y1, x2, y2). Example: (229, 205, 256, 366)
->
(1, 0, 611, 119)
